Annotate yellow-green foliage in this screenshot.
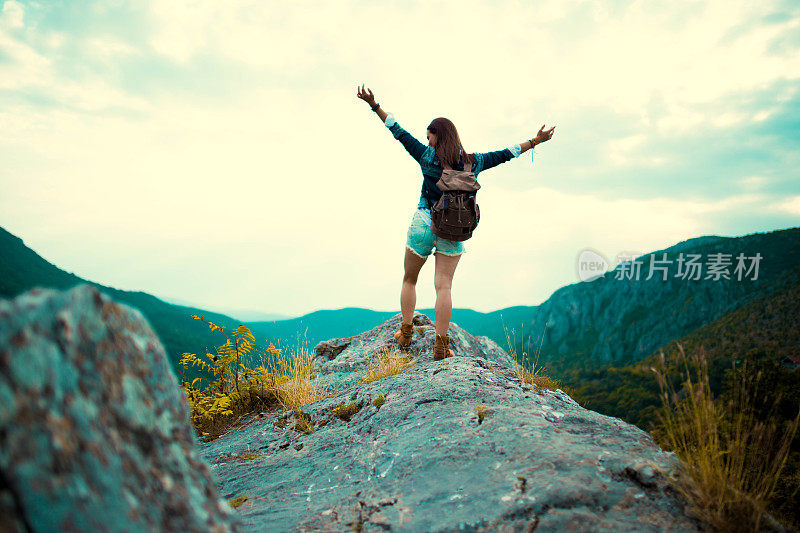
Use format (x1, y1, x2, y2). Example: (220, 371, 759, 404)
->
(180, 315, 331, 439)
(333, 400, 363, 422)
(293, 408, 315, 434)
(373, 394, 385, 408)
(474, 403, 488, 424)
(218, 452, 259, 463)
(228, 495, 248, 509)
(652, 343, 800, 532)
(359, 345, 416, 384)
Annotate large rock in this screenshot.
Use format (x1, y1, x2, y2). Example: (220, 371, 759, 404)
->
(201, 312, 698, 532)
(0, 284, 239, 532)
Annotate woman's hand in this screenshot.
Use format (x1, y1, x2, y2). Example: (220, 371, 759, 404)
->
(534, 124, 555, 145)
(357, 84, 376, 106)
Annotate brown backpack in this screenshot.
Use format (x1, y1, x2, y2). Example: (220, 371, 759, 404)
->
(430, 158, 481, 242)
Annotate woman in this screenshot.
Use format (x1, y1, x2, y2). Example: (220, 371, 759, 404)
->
(356, 84, 555, 361)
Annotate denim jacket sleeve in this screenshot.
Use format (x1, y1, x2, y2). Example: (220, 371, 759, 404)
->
(473, 144, 521, 173)
(384, 113, 428, 163)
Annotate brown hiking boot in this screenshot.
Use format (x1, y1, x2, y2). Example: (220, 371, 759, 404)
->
(433, 334, 455, 361)
(394, 322, 414, 347)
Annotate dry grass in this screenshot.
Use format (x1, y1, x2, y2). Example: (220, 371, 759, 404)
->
(502, 320, 567, 393)
(273, 346, 332, 412)
(511, 357, 564, 392)
(358, 344, 417, 384)
(652, 343, 800, 532)
(216, 451, 259, 463)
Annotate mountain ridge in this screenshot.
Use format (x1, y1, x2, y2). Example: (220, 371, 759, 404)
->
(4, 224, 797, 384)
(0, 226, 248, 377)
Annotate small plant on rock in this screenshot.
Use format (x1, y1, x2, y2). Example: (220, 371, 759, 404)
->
(293, 408, 315, 434)
(359, 345, 416, 384)
(333, 401, 363, 422)
(503, 321, 567, 394)
(273, 348, 333, 411)
(222, 452, 259, 463)
(228, 495, 249, 509)
(373, 394, 386, 408)
(475, 403, 488, 424)
(179, 315, 330, 439)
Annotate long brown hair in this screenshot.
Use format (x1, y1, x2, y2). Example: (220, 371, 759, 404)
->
(427, 117, 473, 169)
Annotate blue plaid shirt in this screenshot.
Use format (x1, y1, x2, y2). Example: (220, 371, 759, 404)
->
(384, 112, 522, 210)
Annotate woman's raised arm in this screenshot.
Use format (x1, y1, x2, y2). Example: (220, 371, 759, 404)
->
(477, 124, 556, 172)
(357, 84, 388, 122)
(357, 84, 427, 163)
(522, 124, 556, 155)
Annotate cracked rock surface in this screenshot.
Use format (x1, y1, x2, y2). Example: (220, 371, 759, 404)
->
(201, 312, 698, 532)
(0, 284, 239, 532)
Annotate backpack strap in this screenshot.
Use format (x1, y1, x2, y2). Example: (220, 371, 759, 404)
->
(462, 154, 474, 173)
(443, 152, 474, 173)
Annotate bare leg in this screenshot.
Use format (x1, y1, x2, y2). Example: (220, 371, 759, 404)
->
(433, 252, 461, 336)
(401, 247, 427, 325)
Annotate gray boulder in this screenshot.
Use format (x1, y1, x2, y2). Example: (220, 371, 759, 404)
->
(201, 312, 698, 532)
(0, 284, 239, 532)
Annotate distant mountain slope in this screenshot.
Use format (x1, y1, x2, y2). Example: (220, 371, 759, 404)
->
(518, 226, 800, 376)
(5, 223, 797, 387)
(167, 225, 799, 365)
(156, 294, 292, 323)
(246, 305, 539, 351)
(571, 264, 800, 429)
(0, 226, 252, 377)
(0, 225, 530, 370)
(429, 305, 539, 349)
(656, 235, 724, 255)
(247, 308, 397, 351)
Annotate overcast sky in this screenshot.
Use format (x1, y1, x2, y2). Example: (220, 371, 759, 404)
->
(1, 0, 798, 317)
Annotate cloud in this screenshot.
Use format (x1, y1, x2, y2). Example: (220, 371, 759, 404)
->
(0, 0, 798, 315)
(607, 134, 666, 167)
(738, 175, 769, 191)
(83, 36, 141, 63)
(0, 4, 51, 91)
(1, 0, 24, 29)
(773, 195, 800, 215)
(0, 3, 149, 112)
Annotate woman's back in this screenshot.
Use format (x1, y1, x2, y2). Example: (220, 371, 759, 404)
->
(383, 113, 522, 210)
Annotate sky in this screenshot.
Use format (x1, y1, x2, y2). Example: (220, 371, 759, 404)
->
(1, 0, 798, 318)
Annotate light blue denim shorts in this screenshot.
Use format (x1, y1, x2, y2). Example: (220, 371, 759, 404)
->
(406, 207, 466, 258)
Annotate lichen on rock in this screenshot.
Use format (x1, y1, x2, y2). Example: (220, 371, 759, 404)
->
(0, 284, 239, 532)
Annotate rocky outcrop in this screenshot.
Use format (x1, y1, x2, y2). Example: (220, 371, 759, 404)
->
(0, 284, 239, 532)
(202, 312, 698, 532)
